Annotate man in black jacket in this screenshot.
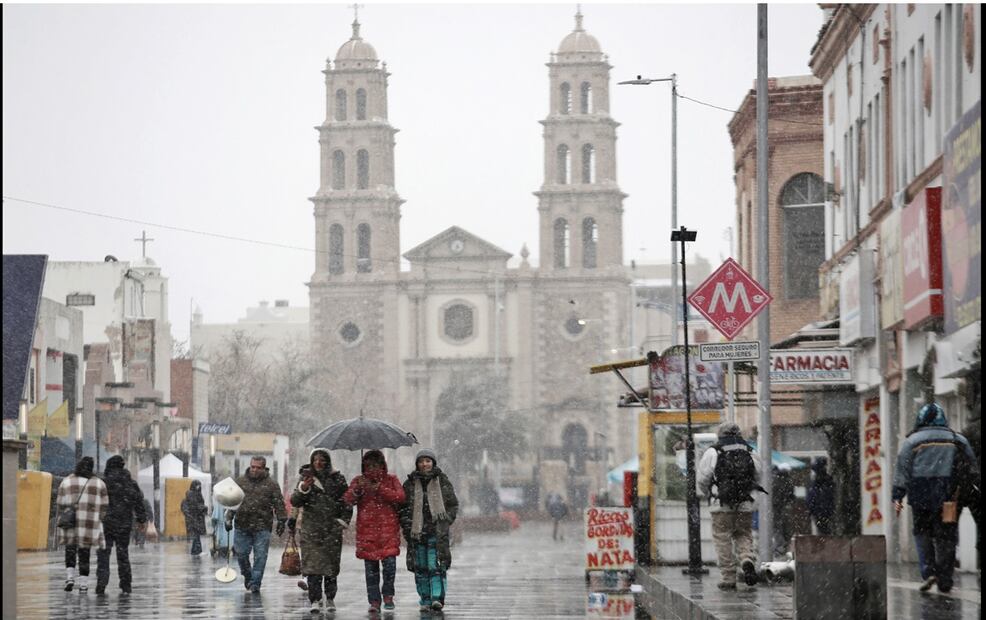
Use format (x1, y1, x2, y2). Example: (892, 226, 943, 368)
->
(96, 455, 147, 595)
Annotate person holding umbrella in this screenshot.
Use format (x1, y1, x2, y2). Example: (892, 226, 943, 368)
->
(290, 448, 352, 614)
(344, 449, 406, 613)
(399, 449, 458, 612)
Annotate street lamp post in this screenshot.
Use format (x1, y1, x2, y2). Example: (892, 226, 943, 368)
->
(75, 407, 84, 462)
(671, 225, 706, 576)
(619, 73, 679, 346)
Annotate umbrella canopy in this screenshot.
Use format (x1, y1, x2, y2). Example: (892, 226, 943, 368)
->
(307, 416, 418, 451)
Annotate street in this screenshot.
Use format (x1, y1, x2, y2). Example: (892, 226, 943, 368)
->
(16, 520, 603, 619)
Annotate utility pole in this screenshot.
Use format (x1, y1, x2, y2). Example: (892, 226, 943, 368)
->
(755, 3, 774, 562)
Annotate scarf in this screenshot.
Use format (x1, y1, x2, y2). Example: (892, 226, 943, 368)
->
(411, 475, 448, 537)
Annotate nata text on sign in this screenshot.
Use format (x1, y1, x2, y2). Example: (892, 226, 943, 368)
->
(585, 507, 635, 571)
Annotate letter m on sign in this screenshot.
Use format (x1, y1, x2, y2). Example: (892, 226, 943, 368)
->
(688, 258, 772, 340)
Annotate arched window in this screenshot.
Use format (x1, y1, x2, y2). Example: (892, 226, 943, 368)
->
(332, 151, 345, 190)
(580, 82, 592, 114)
(556, 144, 571, 184)
(562, 423, 588, 475)
(581, 143, 595, 184)
(560, 82, 572, 114)
(553, 218, 570, 268)
(335, 89, 347, 121)
(582, 218, 598, 269)
(329, 224, 344, 274)
(780, 173, 825, 299)
(356, 88, 367, 120)
(357, 149, 370, 189)
(356, 223, 372, 273)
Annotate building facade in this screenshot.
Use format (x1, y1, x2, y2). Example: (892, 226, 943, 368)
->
(810, 3, 980, 569)
(308, 12, 642, 509)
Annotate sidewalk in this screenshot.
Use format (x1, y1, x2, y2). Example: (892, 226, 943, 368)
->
(635, 563, 981, 620)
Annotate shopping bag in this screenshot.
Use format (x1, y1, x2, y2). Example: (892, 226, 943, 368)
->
(279, 533, 301, 576)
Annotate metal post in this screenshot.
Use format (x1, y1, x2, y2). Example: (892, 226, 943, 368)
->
(95, 407, 102, 471)
(209, 434, 217, 491)
(670, 74, 679, 348)
(727, 361, 736, 423)
(755, 3, 774, 562)
(673, 226, 705, 575)
(75, 408, 84, 461)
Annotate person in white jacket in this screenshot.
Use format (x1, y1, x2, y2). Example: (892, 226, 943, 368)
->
(697, 422, 763, 590)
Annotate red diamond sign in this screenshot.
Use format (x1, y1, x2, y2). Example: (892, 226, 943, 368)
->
(688, 258, 772, 340)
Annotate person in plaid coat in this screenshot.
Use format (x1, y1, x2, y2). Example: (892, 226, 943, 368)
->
(56, 457, 109, 593)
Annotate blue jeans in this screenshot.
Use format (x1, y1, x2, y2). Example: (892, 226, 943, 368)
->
(912, 506, 959, 589)
(234, 528, 272, 589)
(364, 557, 397, 603)
(413, 537, 447, 605)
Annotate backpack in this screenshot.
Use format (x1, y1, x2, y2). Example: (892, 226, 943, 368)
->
(712, 443, 758, 508)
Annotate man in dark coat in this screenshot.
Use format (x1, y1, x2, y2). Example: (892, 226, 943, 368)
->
(226, 456, 287, 594)
(806, 457, 836, 535)
(399, 449, 459, 612)
(181, 480, 209, 555)
(893, 403, 978, 594)
(96, 455, 147, 595)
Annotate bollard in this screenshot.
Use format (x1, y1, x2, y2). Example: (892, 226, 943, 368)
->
(793, 535, 886, 619)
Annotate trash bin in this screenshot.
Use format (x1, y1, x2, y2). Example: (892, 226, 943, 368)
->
(793, 535, 886, 620)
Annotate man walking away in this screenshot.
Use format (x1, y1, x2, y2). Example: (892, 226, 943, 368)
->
(546, 493, 569, 541)
(806, 457, 836, 535)
(96, 455, 146, 595)
(226, 456, 287, 594)
(893, 403, 978, 594)
(698, 422, 763, 591)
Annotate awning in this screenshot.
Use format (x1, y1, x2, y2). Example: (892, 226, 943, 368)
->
(746, 441, 807, 470)
(607, 456, 639, 484)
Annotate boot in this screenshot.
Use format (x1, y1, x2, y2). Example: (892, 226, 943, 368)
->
(64, 567, 75, 592)
(77, 575, 89, 593)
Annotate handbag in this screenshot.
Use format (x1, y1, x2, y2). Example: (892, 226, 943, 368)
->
(57, 478, 90, 529)
(942, 489, 959, 524)
(279, 532, 302, 576)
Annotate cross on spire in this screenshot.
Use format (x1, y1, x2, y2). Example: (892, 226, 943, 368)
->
(134, 230, 154, 258)
(348, 3, 364, 38)
(575, 4, 584, 31)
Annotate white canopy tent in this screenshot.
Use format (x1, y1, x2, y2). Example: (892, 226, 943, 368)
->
(137, 453, 212, 534)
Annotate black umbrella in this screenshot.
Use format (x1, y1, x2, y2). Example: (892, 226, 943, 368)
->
(306, 415, 418, 451)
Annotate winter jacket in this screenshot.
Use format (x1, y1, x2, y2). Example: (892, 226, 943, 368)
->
(697, 439, 763, 513)
(101, 460, 147, 535)
(181, 483, 208, 536)
(399, 467, 459, 568)
(232, 470, 287, 533)
(806, 474, 836, 520)
(892, 426, 977, 510)
(290, 449, 352, 577)
(57, 473, 109, 548)
(343, 453, 406, 561)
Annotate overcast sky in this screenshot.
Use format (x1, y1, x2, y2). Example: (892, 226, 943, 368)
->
(3, 2, 823, 343)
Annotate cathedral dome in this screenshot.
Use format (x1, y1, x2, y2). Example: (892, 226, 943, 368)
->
(557, 10, 601, 54)
(336, 21, 378, 61)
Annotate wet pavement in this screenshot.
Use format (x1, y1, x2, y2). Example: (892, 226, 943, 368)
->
(16, 520, 598, 619)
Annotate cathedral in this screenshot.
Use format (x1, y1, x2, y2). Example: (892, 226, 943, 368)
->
(308, 11, 634, 509)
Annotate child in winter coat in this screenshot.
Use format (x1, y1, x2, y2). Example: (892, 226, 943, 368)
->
(343, 450, 406, 613)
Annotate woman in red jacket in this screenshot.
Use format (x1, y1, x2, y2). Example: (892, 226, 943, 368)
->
(343, 450, 406, 613)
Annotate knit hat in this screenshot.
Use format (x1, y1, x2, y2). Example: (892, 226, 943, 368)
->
(916, 403, 947, 428)
(415, 448, 438, 466)
(717, 422, 742, 438)
(105, 455, 126, 471)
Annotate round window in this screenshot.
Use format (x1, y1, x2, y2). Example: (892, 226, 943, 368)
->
(444, 304, 474, 341)
(339, 322, 362, 344)
(564, 316, 585, 336)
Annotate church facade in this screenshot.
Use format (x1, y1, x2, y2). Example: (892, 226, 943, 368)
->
(307, 12, 634, 508)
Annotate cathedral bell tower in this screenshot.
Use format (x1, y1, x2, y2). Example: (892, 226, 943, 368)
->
(536, 10, 626, 274)
(311, 17, 403, 281)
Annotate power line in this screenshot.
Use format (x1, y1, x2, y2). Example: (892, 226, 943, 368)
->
(677, 92, 824, 127)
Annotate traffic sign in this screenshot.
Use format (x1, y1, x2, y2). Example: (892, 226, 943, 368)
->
(688, 258, 772, 340)
(699, 341, 760, 362)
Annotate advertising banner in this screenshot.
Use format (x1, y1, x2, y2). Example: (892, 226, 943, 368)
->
(942, 101, 981, 335)
(839, 251, 876, 345)
(769, 349, 854, 384)
(879, 208, 904, 328)
(585, 507, 635, 577)
(859, 397, 886, 535)
(902, 188, 943, 328)
(648, 346, 725, 411)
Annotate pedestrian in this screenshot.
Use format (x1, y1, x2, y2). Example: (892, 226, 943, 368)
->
(56, 456, 109, 593)
(892, 402, 978, 594)
(697, 422, 763, 591)
(133, 498, 153, 549)
(224, 456, 288, 594)
(343, 450, 406, 613)
(805, 457, 836, 535)
(95, 455, 146, 595)
(289, 449, 351, 614)
(181, 480, 209, 556)
(546, 492, 569, 541)
(399, 449, 459, 613)
(771, 465, 795, 556)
